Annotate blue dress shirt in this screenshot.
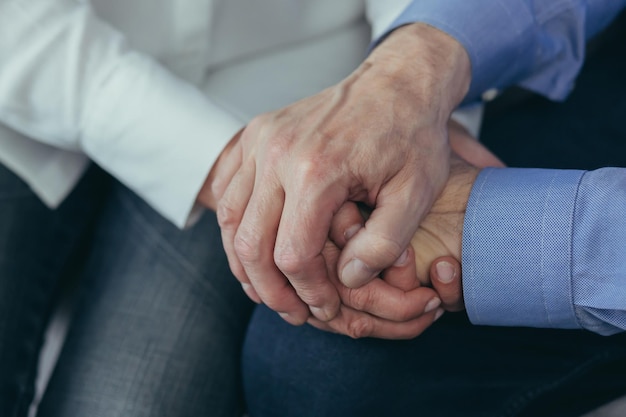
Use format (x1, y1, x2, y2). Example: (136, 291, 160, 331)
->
(381, 1, 626, 335)
(381, 0, 626, 104)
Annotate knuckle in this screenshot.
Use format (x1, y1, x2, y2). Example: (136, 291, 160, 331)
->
(216, 200, 241, 230)
(264, 137, 290, 164)
(396, 303, 417, 322)
(234, 229, 262, 264)
(294, 157, 319, 179)
(345, 288, 372, 311)
(273, 247, 312, 276)
(367, 234, 404, 267)
(299, 291, 326, 309)
(294, 155, 335, 186)
(346, 316, 373, 339)
(246, 114, 270, 135)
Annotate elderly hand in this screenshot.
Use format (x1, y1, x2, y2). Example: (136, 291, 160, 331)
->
(314, 121, 502, 338)
(215, 23, 471, 325)
(306, 202, 443, 340)
(312, 158, 477, 340)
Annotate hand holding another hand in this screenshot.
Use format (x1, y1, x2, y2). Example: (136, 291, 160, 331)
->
(213, 23, 471, 326)
(199, 114, 501, 340)
(312, 121, 503, 339)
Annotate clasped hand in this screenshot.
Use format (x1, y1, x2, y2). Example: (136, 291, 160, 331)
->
(203, 115, 502, 339)
(198, 24, 501, 339)
(308, 121, 504, 339)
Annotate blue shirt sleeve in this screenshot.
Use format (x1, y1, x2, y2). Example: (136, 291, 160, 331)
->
(375, 1, 626, 104)
(462, 167, 626, 335)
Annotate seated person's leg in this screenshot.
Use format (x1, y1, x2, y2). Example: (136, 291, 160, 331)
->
(244, 304, 626, 417)
(0, 164, 105, 417)
(37, 181, 254, 417)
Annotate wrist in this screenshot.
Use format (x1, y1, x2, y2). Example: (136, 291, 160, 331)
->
(443, 158, 479, 215)
(367, 22, 471, 120)
(410, 159, 477, 285)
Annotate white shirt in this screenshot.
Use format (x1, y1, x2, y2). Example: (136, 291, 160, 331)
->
(0, 0, 479, 228)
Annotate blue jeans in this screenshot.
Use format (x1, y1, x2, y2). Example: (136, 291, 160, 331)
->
(0, 164, 253, 417)
(242, 14, 626, 417)
(244, 306, 626, 417)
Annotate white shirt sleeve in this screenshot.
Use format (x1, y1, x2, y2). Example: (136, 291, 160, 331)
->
(0, 0, 243, 228)
(364, 0, 412, 40)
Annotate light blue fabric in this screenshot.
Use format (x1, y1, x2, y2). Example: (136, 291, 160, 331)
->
(377, 0, 626, 103)
(463, 167, 626, 335)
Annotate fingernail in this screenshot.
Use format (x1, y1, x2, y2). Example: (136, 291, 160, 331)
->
(344, 224, 362, 241)
(279, 312, 297, 325)
(424, 297, 441, 313)
(341, 258, 377, 288)
(393, 248, 410, 267)
(241, 283, 260, 303)
(435, 261, 456, 284)
(310, 306, 331, 322)
(434, 308, 445, 321)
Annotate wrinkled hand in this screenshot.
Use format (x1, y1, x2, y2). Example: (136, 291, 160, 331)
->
(215, 23, 471, 325)
(306, 202, 444, 340)
(308, 123, 501, 339)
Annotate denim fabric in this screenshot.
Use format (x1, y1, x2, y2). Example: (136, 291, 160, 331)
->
(0, 164, 253, 417)
(243, 15, 626, 417)
(0, 164, 107, 417)
(244, 306, 626, 417)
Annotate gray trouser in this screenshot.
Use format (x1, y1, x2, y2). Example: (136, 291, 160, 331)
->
(0, 163, 253, 417)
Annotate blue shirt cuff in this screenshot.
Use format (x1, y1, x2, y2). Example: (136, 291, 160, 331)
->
(462, 167, 585, 329)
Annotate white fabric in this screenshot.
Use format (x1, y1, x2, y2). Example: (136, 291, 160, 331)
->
(366, 0, 412, 39)
(0, 0, 481, 227)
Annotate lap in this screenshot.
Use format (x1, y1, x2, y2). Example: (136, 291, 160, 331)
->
(0, 163, 252, 417)
(0, 164, 107, 417)
(38, 181, 254, 417)
(244, 305, 626, 417)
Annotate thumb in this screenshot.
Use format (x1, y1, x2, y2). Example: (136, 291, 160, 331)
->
(430, 256, 465, 311)
(338, 201, 418, 288)
(338, 161, 446, 289)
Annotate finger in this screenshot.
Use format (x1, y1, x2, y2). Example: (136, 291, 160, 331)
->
(308, 305, 444, 340)
(339, 279, 440, 322)
(329, 201, 364, 249)
(448, 121, 505, 168)
(430, 256, 465, 311)
(236, 176, 311, 325)
(199, 130, 244, 211)
(217, 164, 258, 302)
(273, 184, 346, 322)
(211, 138, 243, 203)
(339, 172, 444, 288)
(382, 245, 420, 292)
